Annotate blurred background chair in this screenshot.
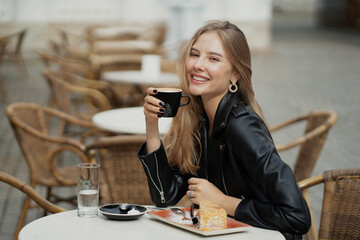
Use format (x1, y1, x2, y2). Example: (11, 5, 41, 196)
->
(37, 50, 96, 79)
(6, 102, 99, 238)
(42, 69, 112, 124)
(85, 134, 152, 205)
(2, 28, 28, 80)
(61, 71, 118, 107)
(269, 110, 338, 182)
(298, 168, 360, 240)
(0, 36, 10, 102)
(37, 51, 134, 108)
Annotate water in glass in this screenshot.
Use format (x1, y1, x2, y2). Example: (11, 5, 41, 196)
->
(77, 189, 99, 217)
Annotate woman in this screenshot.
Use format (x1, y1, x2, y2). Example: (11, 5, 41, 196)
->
(138, 20, 310, 239)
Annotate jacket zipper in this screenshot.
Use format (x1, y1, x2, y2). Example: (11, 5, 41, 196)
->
(140, 153, 165, 203)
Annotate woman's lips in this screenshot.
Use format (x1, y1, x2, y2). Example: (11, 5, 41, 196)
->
(191, 74, 209, 83)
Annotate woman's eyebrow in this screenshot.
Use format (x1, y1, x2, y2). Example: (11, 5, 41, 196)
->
(209, 51, 223, 57)
(190, 47, 223, 57)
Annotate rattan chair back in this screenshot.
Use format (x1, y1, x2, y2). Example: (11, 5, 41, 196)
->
(42, 68, 111, 121)
(61, 71, 118, 107)
(298, 168, 360, 240)
(37, 50, 96, 79)
(269, 110, 338, 182)
(86, 135, 152, 205)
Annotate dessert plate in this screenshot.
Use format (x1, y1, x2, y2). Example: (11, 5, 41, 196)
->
(148, 208, 251, 236)
(99, 204, 147, 220)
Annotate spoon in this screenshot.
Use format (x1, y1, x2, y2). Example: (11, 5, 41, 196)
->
(170, 208, 191, 221)
(190, 204, 199, 227)
(119, 203, 132, 214)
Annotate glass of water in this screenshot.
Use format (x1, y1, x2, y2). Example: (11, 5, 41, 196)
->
(77, 163, 100, 218)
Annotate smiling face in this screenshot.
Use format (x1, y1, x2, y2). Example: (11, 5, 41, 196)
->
(186, 31, 237, 104)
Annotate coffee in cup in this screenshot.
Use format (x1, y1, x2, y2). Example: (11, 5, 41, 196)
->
(154, 88, 190, 117)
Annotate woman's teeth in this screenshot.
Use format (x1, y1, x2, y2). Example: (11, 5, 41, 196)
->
(193, 76, 208, 82)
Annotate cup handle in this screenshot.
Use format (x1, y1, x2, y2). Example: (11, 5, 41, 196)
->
(180, 94, 190, 107)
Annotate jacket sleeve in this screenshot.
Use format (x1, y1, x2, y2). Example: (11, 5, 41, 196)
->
(137, 141, 191, 207)
(229, 112, 311, 235)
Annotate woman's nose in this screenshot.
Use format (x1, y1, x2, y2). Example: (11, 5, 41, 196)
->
(194, 58, 205, 71)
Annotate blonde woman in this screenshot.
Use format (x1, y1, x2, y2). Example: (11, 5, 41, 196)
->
(138, 20, 310, 240)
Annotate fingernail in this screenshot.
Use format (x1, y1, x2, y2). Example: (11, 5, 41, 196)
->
(157, 114, 162, 118)
(159, 102, 165, 107)
(153, 89, 158, 93)
(159, 108, 165, 113)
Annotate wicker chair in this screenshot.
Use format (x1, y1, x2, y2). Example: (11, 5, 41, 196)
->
(2, 28, 28, 80)
(0, 36, 9, 102)
(61, 71, 118, 107)
(298, 169, 360, 240)
(37, 50, 96, 79)
(6, 102, 99, 238)
(85, 134, 152, 205)
(89, 53, 143, 79)
(269, 110, 338, 182)
(57, 28, 92, 61)
(42, 69, 111, 122)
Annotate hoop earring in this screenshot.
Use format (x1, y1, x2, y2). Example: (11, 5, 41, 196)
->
(229, 81, 238, 93)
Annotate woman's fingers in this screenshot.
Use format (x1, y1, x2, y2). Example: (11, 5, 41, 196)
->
(147, 87, 158, 95)
(144, 88, 165, 118)
(144, 102, 165, 118)
(187, 177, 225, 206)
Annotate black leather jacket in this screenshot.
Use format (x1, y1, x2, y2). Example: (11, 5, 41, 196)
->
(138, 93, 311, 239)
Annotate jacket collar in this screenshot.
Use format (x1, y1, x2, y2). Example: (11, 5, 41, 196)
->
(211, 92, 243, 137)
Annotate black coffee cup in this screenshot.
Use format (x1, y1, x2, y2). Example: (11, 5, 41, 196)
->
(154, 88, 190, 117)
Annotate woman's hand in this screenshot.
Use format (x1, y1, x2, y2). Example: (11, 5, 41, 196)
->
(187, 177, 225, 206)
(144, 87, 165, 121)
(187, 177, 242, 217)
(144, 87, 166, 153)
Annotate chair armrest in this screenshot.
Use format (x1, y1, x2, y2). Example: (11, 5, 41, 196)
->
(269, 114, 308, 132)
(269, 114, 312, 151)
(298, 174, 324, 191)
(0, 171, 66, 213)
(11, 117, 88, 151)
(80, 128, 115, 144)
(43, 106, 98, 128)
(48, 145, 92, 185)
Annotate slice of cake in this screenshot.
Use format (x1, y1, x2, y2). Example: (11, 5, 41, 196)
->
(198, 199, 227, 231)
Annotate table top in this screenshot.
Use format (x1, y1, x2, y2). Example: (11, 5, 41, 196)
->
(92, 107, 172, 135)
(101, 70, 179, 86)
(19, 209, 285, 240)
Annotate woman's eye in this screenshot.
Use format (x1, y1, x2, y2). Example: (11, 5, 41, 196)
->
(210, 57, 219, 61)
(190, 53, 199, 57)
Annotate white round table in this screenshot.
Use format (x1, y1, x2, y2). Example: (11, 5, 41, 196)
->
(101, 70, 179, 86)
(19, 210, 285, 240)
(92, 107, 172, 135)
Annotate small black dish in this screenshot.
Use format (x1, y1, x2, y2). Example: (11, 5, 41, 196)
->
(99, 204, 147, 220)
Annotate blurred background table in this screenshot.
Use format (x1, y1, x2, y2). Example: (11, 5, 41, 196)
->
(92, 106, 172, 135)
(101, 70, 179, 86)
(101, 70, 180, 107)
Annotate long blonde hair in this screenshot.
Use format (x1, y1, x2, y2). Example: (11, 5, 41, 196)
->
(164, 20, 265, 175)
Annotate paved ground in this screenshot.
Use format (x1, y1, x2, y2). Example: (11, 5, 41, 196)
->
(0, 12, 359, 239)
